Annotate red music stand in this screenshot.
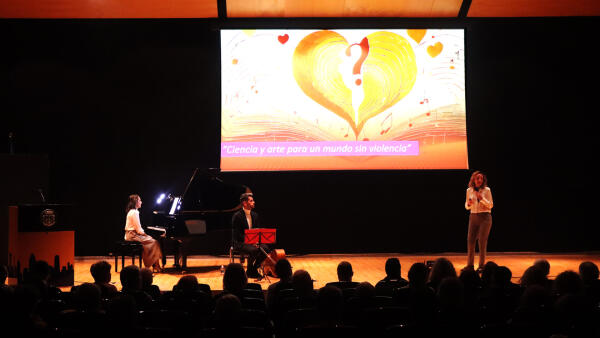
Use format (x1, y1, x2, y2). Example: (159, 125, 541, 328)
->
(244, 228, 276, 245)
(244, 228, 276, 282)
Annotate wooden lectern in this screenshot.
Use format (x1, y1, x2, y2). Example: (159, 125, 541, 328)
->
(6, 204, 75, 286)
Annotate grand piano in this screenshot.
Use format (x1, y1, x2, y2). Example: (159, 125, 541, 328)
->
(147, 168, 251, 269)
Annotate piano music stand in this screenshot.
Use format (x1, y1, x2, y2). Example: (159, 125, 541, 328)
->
(244, 228, 276, 282)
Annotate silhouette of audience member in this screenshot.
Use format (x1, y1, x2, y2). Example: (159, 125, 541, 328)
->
(107, 293, 138, 329)
(480, 265, 520, 323)
(553, 271, 595, 337)
(174, 274, 200, 293)
(58, 282, 108, 333)
(213, 293, 242, 331)
(73, 282, 103, 312)
(579, 261, 600, 305)
(89, 260, 118, 299)
(520, 265, 548, 289)
(533, 259, 552, 288)
(438, 276, 465, 311)
(353, 281, 376, 309)
(167, 275, 212, 320)
(434, 277, 472, 336)
(533, 259, 550, 277)
(510, 284, 553, 335)
(459, 266, 481, 311)
(427, 258, 457, 291)
(375, 258, 408, 296)
(267, 258, 293, 313)
(26, 260, 60, 300)
(554, 270, 583, 297)
(326, 261, 359, 289)
(140, 267, 161, 300)
(494, 265, 521, 296)
(292, 269, 317, 307)
(396, 263, 435, 324)
(316, 285, 344, 324)
(480, 261, 498, 290)
(221, 263, 248, 299)
(119, 265, 152, 310)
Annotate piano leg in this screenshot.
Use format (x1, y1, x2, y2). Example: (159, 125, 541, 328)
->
(159, 237, 167, 267)
(170, 238, 183, 270)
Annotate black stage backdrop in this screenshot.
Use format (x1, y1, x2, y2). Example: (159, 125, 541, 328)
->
(1, 18, 597, 256)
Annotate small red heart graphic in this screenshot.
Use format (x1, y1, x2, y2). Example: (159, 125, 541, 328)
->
(278, 34, 289, 44)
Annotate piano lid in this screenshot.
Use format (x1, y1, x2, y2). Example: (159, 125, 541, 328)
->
(160, 168, 251, 215)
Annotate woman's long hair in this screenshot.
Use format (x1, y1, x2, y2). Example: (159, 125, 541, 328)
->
(126, 194, 140, 213)
(468, 171, 488, 190)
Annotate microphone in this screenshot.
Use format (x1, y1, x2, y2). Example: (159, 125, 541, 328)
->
(38, 188, 47, 204)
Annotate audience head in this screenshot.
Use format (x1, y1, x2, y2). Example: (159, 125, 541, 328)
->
(437, 277, 464, 311)
(223, 263, 247, 295)
(407, 262, 429, 287)
(356, 281, 376, 300)
(120, 265, 141, 291)
(292, 269, 314, 296)
(275, 258, 292, 281)
(214, 293, 242, 325)
(140, 268, 153, 288)
(176, 275, 200, 293)
(520, 265, 547, 289)
(533, 259, 551, 277)
(108, 294, 137, 328)
(90, 261, 112, 284)
(384, 258, 401, 280)
(481, 261, 498, 287)
(518, 285, 551, 312)
(74, 282, 102, 312)
(554, 270, 583, 296)
(493, 266, 513, 287)
(578, 261, 599, 285)
(337, 261, 354, 282)
(459, 266, 481, 289)
(29, 260, 52, 283)
(428, 258, 456, 288)
(317, 285, 344, 320)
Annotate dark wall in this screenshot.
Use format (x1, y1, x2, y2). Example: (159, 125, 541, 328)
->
(1, 18, 597, 256)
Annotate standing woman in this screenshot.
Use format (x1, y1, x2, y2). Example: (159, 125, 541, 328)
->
(465, 171, 494, 271)
(124, 194, 162, 272)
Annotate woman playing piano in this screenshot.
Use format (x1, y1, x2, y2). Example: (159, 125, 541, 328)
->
(124, 194, 163, 272)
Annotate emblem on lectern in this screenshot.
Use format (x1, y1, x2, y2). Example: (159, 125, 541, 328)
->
(40, 209, 56, 227)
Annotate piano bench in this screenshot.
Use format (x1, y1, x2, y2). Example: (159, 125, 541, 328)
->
(229, 246, 247, 265)
(112, 240, 143, 272)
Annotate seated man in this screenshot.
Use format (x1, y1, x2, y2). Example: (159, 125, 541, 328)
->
(231, 193, 268, 278)
(326, 261, 360, 290)
(375, 258, 408, 296)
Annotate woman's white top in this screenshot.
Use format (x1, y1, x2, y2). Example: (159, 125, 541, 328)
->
(465, 187, 493, 214)
(124, 209, 145, 234)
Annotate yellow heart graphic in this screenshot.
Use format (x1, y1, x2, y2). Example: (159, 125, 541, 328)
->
(293, 31, 417, 138)
(427, 42, 443, 58)
(407, 29, 427, 43)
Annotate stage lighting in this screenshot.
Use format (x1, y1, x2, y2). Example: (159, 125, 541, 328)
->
(156, 193, 166, 204)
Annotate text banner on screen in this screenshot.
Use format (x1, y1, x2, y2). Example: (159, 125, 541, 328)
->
(221, 141, 419, 157)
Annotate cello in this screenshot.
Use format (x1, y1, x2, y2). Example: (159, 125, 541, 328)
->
(262, 249, 286, 277)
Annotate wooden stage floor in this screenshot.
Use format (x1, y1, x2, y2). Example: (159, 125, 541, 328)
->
(69, 252, 600, 292)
